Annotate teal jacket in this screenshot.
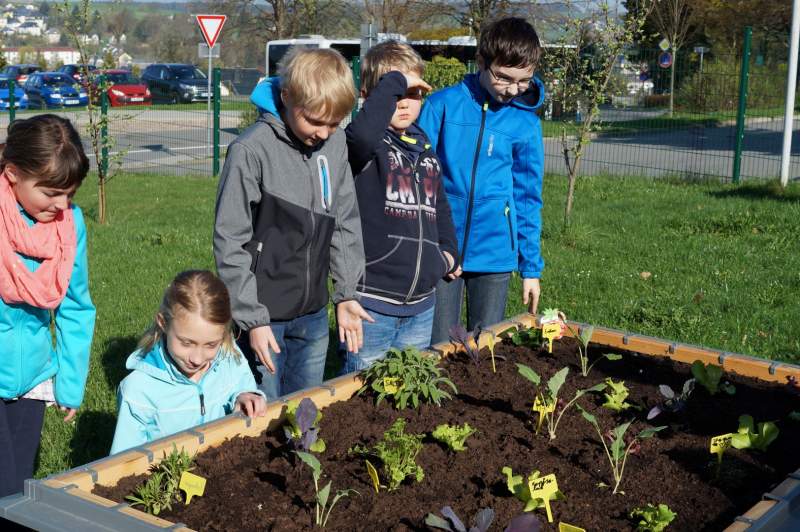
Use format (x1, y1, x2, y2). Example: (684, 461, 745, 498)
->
(110, 341, 264, 455)
(0, 204, 96, 408)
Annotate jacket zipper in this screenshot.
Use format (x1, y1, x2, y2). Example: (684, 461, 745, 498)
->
(404, 174, 425, 302)
(459, 101, 489, 266)
(505, 201, 514, 250)
(300, 156, 316, 313)
(199, 393, 206, 416)
(253, 242, 263, 272)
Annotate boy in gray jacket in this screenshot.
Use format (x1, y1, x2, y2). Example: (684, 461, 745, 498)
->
(214, 48, 371, 400)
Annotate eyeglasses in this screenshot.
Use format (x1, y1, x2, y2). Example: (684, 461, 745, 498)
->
(487, 67, 532, 90)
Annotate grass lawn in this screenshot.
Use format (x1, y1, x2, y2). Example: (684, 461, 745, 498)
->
(34, 172, 800, 478)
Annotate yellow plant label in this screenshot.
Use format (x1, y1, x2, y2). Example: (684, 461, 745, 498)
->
(179, 471, 206, 505)
(532, 396, 556, 433)
(559, 523, 586, 532)
(366, 459, 381, 493)
(529, 473, 559, 523)
(542, 322, 562, 353)
(710, 433, 734, 457)
(383, 377, 401, 394)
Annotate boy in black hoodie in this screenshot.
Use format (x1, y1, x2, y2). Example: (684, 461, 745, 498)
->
(341, 40, 459, 374)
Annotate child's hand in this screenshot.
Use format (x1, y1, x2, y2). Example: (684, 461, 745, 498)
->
(442, 251, 462, 279)
(59, 406, 77, 423)
(235, 392, 267, 418)
(401, 72, 432, 95)
(249, 325, 281, 374)
(522, 278, 541, 315)
(336, 300, 374, 354)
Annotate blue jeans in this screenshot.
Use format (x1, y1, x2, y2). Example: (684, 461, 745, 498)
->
(430, 272, 511, 345)
(237, 307, 329, 401)
(340, 305, 435, 375)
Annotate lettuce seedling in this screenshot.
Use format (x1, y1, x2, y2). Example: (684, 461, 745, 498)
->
(358, 348, 458, 409)
(295, 451, 357, 527)
(647, 380, 695, 420)
(450, 323, 482, 365)
(501, 467, 565, 513)
(504, 514, 542, 532)
(350, 418, 425, 490)
(432, 423, 476, 452)
(284, 398, 326, 453)
(425, 506, 494, 532)
(516, 363, 606, 440)
(691, 361, 735, 395)
(630, 503, 676, 531)
(731, 414, 779, 452)
(502, 325, 542, 349)
(577, 405, 666, 494)
(602, 378, 635, 412)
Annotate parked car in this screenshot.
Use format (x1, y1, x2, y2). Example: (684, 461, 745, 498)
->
(57, 64, 97, 83)
(24, 72, 89, 109)
(141, 63, 212, 103)
(98, 70, 151, 106)
(0, 64, 41, 84)
(0, 76, 27, 110)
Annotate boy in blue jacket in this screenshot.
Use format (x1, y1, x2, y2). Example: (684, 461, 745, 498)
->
(419, 17, 546, 343)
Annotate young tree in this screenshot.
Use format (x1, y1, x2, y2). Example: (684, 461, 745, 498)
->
(649, 0, 697, 115)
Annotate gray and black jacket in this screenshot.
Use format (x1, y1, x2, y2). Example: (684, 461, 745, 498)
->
(214, 80, 364, 329)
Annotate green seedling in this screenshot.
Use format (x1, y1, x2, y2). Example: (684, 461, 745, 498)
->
(357, 348, 457, 410)
(295, 451, 357, 528)
(602, 378, 634, 412)
(516, 363, 606, 440)
(480, 327, 499, 373)
(432, 423, 477, 452)
(630, 503, 677, 531)
(577, 405, 666, 494)
(730, 414, 779, 452)
(501, 467, 565, 513)
(502, 325, 543, 349)
(425, 506, 495, 532)
(350, 418, 425, 490)
(284, 398, 326, 453)
(126, 445, 195, 515)
(691, 361, 736, 395)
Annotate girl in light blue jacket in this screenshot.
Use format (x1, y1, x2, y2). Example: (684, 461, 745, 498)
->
(0, 115, 96, 498)
(111, 270, 267, 455)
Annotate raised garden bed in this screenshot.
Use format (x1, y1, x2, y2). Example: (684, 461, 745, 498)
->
(3, 314, 800, 531)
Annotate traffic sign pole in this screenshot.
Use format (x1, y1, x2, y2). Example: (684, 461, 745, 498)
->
(195, 14, 227, 170)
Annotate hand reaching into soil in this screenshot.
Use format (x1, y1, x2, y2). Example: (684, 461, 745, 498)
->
(235, 392, 267, 418)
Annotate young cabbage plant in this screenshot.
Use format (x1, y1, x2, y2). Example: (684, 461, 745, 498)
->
(630, 503, 677, 531)
(691, 361, 735, 396)
(450, 323, 482, 365)
(432, 423, 477, 452)
(647, 380, 695, 420)
(730, 414, 779, 452)
(501, 467, 565, 513)
(516, 363, 606, 440)
(479, 326, 506, 373)
(350, 418, 425, 490)
(576, 405, 666, 494)
(284, 398, 326, 453)
(602, 378, 635, 412)
(425, 506, 495, 532)
(560, 322, 621, 377)
(295, 451, 358, 528)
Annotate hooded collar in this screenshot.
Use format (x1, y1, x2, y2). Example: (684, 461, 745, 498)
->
(462, 72, 546, 112)
(386, 123, 430, 157)
(250, 76, 324, 155)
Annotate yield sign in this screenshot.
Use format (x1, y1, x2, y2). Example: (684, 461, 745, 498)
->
(196, 14, 226, 48)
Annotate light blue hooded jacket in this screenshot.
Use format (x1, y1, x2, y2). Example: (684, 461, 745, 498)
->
(0, 204, 95, 408)
(110, 341, 264, 455)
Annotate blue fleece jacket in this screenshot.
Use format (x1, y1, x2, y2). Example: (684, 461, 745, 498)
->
(418, 73, 546, 278)
(0, 204, 95, 408)
(110, 342, 264, 454)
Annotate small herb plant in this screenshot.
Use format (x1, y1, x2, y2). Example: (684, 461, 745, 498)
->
(501, 467, 565, 512)
(358, 348, 457, 409)
(432, 423, 476, 452)
(449, 323, 482, 365)
(126, 446, 194, 515)
(350, 418, 425, 490)
(425, 506, 495, 532)
(295, 451, 357, 528)
(630, 503, 677, 531)
(516, 363, 606, 440)
(602, 378, 635, 412)
(691, 361, 736, 395)
(731, 414, 779, 452)
(284, 398, 326, 453)
(577, 405, 666, 494)
(647, 380, 695, 420)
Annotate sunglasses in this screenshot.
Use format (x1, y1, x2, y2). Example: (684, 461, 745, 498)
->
(403, 87, 427, 100)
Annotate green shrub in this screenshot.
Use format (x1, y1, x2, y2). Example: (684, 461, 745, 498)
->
(424, 56, 467, 91)
(237, 104, 260, 133)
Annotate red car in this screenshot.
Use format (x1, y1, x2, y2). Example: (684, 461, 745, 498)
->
(100, 70, 151, 106)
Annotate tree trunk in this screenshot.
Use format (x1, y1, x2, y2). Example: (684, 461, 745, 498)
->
(668, 54, 676, 116)
(98, 177, 106, 225)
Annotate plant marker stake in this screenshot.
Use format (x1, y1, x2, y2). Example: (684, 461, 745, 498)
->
(529, 473, 559, 523)
(366, 460, 381, 493)
(179, 471, 206, 505)
(542, 322, 562, 353)
(710, 433, 733, 477)
(559, 523, 586, 532)
(533, 396, 555, 434)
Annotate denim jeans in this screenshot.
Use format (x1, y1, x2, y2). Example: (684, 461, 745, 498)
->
(237, 307, 329, 401)
(0, 398, 45, 498)
(340, 305, 435, 375)
(430, 272, 511, 345)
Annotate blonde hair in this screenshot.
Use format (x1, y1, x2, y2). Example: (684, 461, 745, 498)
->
(279, 47, 356, 121)
(361, 40, 425, 95)
(138, 270, 238, 359)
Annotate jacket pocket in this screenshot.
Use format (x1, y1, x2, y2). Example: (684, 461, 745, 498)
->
(505, 201, 516, 251)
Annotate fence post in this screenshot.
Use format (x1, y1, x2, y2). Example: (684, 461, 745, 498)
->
(467, 60, 477, 74)
(351, 56, 361, 122)
(213, 67, 221, 177)
(100, 75, 109, 178)
(732, 26, 752, 184)
(8, 77, 15, 123)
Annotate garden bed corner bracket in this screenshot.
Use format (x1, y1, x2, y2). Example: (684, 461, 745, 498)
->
(668, 343, 677, 355)
(320, 383, 336, 396)
(734, 515, 757, 525)
(622, 335, 630, 345)
(187, 428, 206, 443)
(131, 446, 154, 463)
(167, 522, 189, 530)
(768, 361, 781, 375)
(719, 352, 732, 365)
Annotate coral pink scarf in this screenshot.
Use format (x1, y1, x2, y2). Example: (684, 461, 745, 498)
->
(0, 172, 76, 309)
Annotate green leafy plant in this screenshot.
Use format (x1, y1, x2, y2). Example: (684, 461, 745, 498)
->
(425, 506, 494, 532)
(479, 327, 502, 373)
(730, 415, 779, 452)
(503, 326, 543, 349)
(358, 348, 457, 409)
(126, 446, 195, 515)
(432, 423, 476, 452)
(295, 451, 357, 527)
(501, 467, 565, 513)
(516, 364, 606, 440)
(577, 405, 666, 494)
(602, 378, 634, 412)
(284, 398, 326, 453)
(630, 503, 677, 531)
(691, 361, 736, 395)
(350, 418, 425, 490)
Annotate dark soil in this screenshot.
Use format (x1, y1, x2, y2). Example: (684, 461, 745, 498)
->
(94, 338, 800, 531)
